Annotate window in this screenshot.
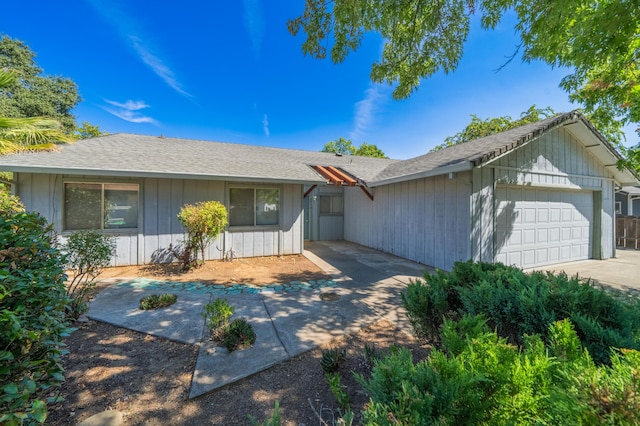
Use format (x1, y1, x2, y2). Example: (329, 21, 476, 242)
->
(64, 182, 139, 231)
(319, 195, 343, 215)
(615, 201, 622, 215)
(229, 187, 280, 226)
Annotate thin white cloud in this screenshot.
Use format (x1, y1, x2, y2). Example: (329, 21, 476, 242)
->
(349, 84, 388, 142)
(262, 114, 270, 137)
(86, 0, 191, 98)
(103, 99, 157, 124)
(243, 0, 264, 55)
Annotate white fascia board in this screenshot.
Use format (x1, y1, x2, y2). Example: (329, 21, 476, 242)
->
(369, 161, 473, 187)
(0, 165, 326, 186)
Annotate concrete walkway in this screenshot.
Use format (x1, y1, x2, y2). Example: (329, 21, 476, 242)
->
(526, 249, 640, 292)
(86, 241, 432, 399)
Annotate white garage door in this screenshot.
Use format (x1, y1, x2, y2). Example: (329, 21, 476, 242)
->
(495, 186, 593, 268)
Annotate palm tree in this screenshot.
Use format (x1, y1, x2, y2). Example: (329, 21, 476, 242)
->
(0, 70, 71, 156)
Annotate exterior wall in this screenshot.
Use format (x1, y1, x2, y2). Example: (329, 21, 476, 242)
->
(471, 127, 616, 263)
(344, 172, 471, 271)
(15, 173, 304, 266)
(615, 191, 640, 217)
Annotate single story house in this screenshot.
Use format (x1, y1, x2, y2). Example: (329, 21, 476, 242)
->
(1, 111, 638, 270)
(615, 186, 640, 216)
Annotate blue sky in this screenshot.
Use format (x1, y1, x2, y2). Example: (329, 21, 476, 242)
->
(2, 1, 636, 160)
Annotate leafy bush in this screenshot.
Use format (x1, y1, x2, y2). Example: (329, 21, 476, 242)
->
(61, 230, 115, 319)
(224, 318, 257, 352)
(359, 315, 640, 425)
(403, 261, 640, 364)
(202, 298, 235, 340)
(1, 193, 71, 425)
(174, 200, 228, 270)
(139, 293, 178, 310)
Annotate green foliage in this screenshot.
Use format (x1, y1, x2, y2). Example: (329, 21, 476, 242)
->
(0, 35, 80, 133)
(74, 121, 107, 139)
(321, 137, 387, 158)
(202, 298, 235, 340)
(321, 347, 347, 373)
(61, 231, 115, 319)
(431, 105, 557, 151)
(224, 318, 256, 352)
(359, 316, 640, 425)
(322, 137, 356, 156)
(0, 195, 71, 424)
(403, 261, 640, 365)
(326, 372, 354, 425)
(248, 401, 281, 426)
(355, 142, 387, 158)
(139, 293, 178, 310)
(0, 70, 71, 156)
(289, 1, 638, 147)
(363, 343, 383, 365)
(175, 200, 228, 270)
(0, 189, 24, 214)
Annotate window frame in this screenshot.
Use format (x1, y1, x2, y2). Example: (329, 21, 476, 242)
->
(63, 180, 140, 232)
(615, 201, 622, 215)
(227, 185, 282, 229)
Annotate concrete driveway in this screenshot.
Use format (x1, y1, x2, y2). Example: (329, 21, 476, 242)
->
(527, 249, 640, 292)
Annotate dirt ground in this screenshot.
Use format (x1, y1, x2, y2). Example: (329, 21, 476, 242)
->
(48, 256, 430, 425)
(98, 254, 331, 285)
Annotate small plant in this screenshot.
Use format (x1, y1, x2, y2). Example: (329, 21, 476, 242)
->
(202, 298, 235, 340)
(326, 372, 354, 423)
(139, 293, 177, 310)
(363, 343, 383, 365)
(224, 318, 257, 352)
(321, 347, 346, 373)
(62, 230, 115, 319)
(248, 401, 281, 426)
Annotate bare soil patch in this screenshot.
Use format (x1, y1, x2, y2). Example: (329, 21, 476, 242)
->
(48, 319, 429, 425)
(98, 254, 331, 285)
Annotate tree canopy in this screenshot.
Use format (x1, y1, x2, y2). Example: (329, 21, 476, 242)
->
(288, 0, 639, 143)
(322, 137, 387, 157)
(0, 70, 70, 156)
(0, 35, 80, 133)
(432, 105, 556, 151)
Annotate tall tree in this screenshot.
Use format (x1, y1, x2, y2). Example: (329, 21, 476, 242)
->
(356, 142, 387, 158)
(288, 0, 639, 144)
(322, 137, 387, 157)
(322, 137, 357, 155)
(75, 121, 107, 139)
(432, 105, 556, 151)
(0, 70, 70, 156)
(0, 35, 80, 133)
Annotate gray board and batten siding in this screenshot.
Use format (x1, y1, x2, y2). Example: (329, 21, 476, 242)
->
(15, 173, 304, 266)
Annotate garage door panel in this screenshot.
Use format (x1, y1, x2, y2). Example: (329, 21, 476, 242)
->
(495, 187, 592, 268)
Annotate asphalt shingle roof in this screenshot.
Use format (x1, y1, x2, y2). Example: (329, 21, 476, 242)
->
(0, 111, 634, 186)
(0, 134, 397, 184)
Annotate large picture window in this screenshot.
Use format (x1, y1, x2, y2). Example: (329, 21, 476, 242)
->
(64, 182, 139, 231)
(229, 187, 280, 226)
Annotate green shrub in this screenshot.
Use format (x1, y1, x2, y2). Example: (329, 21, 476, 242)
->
(139, 293, 178, 310)
(202, 298, 235, 340)
(224, 318, 256, 352)
(326, 372, 354, 425)
(403, 260, 640, 364)
(62, 230, 115, 319)
(359, 315, 640, 425)
(175, 200, 228, 270)
(321, 347, 346, 373)
(1, 194, 71, 425)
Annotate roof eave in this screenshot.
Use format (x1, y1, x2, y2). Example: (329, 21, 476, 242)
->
(369, 161, 473, 187)
(1, 165, 326, 186)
